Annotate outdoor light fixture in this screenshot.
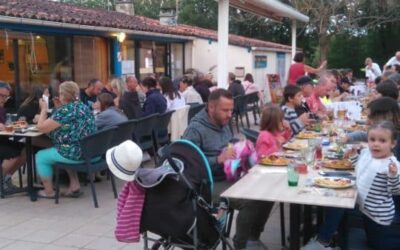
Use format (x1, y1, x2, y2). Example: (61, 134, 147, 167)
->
(117, 32, 126, 43)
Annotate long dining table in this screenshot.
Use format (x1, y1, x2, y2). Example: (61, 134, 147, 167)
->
(221, 163, 358, 250)
(0, 129, 44, 201)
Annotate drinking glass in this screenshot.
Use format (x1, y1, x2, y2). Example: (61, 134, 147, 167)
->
(287, 162, 299, 187)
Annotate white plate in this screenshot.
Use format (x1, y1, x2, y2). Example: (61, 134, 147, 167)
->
(313, 176, 355, 189)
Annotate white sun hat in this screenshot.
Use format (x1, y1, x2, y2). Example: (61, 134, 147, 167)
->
(106, 140, 143, 181)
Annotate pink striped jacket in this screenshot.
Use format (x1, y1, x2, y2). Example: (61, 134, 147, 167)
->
(115, 181, 145, 243)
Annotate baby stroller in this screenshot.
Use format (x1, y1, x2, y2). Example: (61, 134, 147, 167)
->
(140, 139, 233, 250)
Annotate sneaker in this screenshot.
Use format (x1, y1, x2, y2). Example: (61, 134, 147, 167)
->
(301, 237, 340, 250)
(245, 240, 268, 250)
(1, 179, 20, 194)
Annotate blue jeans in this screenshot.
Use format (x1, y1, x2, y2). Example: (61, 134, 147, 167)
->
(317, 207, 346, 242)
(35, 147, 84, 178)
(363, 215, 400, 250)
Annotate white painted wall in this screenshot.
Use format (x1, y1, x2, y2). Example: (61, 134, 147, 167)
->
(189, 39, 252, 82)
(185, 38, 292, 103)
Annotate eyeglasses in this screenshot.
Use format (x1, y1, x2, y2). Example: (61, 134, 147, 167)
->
(0, 94, 10, 101)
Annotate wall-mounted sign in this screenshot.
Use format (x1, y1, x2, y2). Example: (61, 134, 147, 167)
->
(121, 60, 135, 74)
(235, 67, 245, 78)
(254, 55, 267, 68)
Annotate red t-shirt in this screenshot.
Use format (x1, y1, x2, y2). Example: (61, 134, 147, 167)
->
(288, 63, 305, 85)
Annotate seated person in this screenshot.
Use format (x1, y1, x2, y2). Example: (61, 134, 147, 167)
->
(281, 85, 312, 135)
(295, 76, 315, 117)
(0, 82, 25, 193)
(35, 81, 96, 198)
(183, 89, 272, 250)
(95, 93, 127, 130)
(306, 72, 334, 119)
(140, 77, 167, 117)
(80, 79, 103, 107)
(257, 104, 292, 158)
(17, 85, 46, 123)
(376, 79, 398, 100)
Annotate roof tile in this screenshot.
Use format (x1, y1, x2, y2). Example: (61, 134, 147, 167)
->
(0, 0, 292, 50)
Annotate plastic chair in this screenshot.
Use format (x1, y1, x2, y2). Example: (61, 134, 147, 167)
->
(132, 114, 158, 164)
(53, 126, 118, 208)
(233, 95, 250, 132)
(153, 110, 174, 150)
(188, 103, 205, 124)
(110, 120, 137, 147)
(245, 92, 261, 125)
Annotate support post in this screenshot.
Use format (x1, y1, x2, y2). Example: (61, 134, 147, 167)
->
(217, 0, 229, 88)
(112, 38, 122, 77)
(291, 19, 297, 60)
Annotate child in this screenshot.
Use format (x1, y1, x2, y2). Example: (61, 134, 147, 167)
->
(256, 104, 292, 160)
(302, 121, 400, 250)
(282, 85, 312, 135)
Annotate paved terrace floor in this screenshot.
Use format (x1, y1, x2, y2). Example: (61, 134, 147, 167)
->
(0, 117, 288, 250)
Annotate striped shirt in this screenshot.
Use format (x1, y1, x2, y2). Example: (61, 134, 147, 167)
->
(355, 149, 400, 225)
(281, 105, 304, 135)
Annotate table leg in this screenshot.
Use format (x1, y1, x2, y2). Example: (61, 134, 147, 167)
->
(289, 204, 301, 250)
(303, 205, 313, 244)
(25, 137, 37, 201)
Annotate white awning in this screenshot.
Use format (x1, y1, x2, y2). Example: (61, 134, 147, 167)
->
(230, 0, 309, 23)
(217, 0, 309, 88)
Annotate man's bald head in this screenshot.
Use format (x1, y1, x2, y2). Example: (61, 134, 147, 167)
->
(126, 76, 138, 92)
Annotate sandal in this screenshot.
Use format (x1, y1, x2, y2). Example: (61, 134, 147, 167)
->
(37, 190, 55, 199)
(61, 189, 83, 198)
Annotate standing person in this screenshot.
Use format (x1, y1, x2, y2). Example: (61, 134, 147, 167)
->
(281, 85, 312, 135)
(287, 52, 327, 85)
(256, 104, 292, 159)
(302, 121, 400, 250)
(140, 77, 167, 117)
(385, 51, 400, 68)
(0, 82, 25, 193)
(159, 76, 186, 111)
(365, 57, 382, 83)
(80, 79, 103, 107)
(179, 75, 203, 104)
(35, 81, 96, 198)
(95, 93, 127, 130)
(120, 76, 142, 119)
(228, 72, 245, 97)
(183, 89, 272, 250)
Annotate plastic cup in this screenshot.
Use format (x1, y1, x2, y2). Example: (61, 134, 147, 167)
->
(287, 163, 299, 187)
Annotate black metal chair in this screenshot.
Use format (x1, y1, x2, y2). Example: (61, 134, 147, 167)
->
(240, 128, 259, 144)
(245, 92, 261, 125)
(110, 120, 137, 147)
(153, 110, 174, 151)
(232, 95, 250, 132)
(53, 126, 118, 208)
(132, 114, 158, 164)
(187, 103, 205, 124)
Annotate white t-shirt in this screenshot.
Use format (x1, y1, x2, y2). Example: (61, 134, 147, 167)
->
(164, 94, 186, 111)
(365, 62, 382, 82)
(385, 56, 400, 67)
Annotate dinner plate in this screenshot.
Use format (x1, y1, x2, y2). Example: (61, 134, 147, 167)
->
(322, 159, 354, 170)
(313, 176, 354, 189)
(26, 126, 39, 132)
(283, 142, 308, 151)
(259, 156, 289, 166)
(296, 131, 319, 139)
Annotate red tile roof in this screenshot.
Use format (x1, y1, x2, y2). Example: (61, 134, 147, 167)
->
(0, 0, 292, 51)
